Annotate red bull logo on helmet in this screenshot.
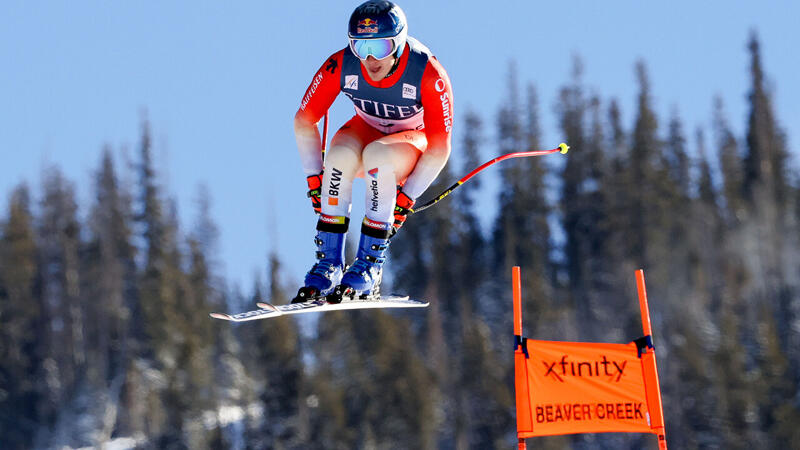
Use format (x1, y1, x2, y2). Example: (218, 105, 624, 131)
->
(357, 18, 379, 34)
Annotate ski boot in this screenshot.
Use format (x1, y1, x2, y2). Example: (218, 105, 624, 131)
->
(292, 231, 346, 303)
(327, 232, 389, 304)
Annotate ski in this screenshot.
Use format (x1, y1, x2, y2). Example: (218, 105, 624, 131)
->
(209, 294, 428, 322)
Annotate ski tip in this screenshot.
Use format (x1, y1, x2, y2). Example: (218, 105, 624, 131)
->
(559, 142, 570, 154)
(209, 312, 232, 321)
(256, 302, 278, 311)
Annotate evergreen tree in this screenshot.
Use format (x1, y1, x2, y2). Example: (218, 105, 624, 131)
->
(660, 129, 726, 447)
(558, 58, 589, 293)
(714, 97, 745, 222)
(404, 152, 464, 444)
(693, 127, 725, 317)
(607, 99, 627, 158)
(487, 63, 559, 447)
(755, 304, 800, 446)
(0, 185, 44, 449)
(602, 99, 630, 267)
(136, 116, 173, 358)
(743, 33, 790, 209)
(76, 148, 141, 444)
(455, 107, 487, 316)
(491, 64, 554, 338)
(623, 61, 683, 343)
(521, 83, 554, 314)
(739, 33, 800, 447)
(738, 34, 800, 404)
(664, 305, 721, 448)
(306, 310, 361, 449)
(354, 311, 436, 449)
(308, 306, 437, 449)
(665, 112, 691, 198)
(37, 166, 85, 422)
(159, 201, 196, 444)
(451, 107, 520, 448)
(452, 107, 485, 446)
(252, 253, 304, 448)
(191, 183, 223, 295)
(660, 112, 694, 306)
(457, 314, 515, 449)
(741, 33, 796, 352)
(133, 117, 194, 443)
(180, 186, 225, 421)
(84, 148, 138, 386)
(695, 129, 716, 211)
(628, 60, 661, 269)
(713, 261, 757, 448)
(557, 60, 620, 341)
(601, 98, 637, 327)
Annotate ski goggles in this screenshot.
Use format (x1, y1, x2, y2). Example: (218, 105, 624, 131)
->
(349, 38, 396, 61)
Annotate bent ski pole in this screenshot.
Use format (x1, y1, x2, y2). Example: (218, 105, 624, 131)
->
(410, 143, 569, 214)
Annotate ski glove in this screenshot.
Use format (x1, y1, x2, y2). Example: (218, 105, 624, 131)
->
(392, 189, 415, 235)
(307, 172, 323, 214)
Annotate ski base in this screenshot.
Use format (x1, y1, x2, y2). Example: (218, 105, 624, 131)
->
(210, 294, 428, 322)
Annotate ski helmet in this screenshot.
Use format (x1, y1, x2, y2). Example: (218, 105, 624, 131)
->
(347, 1, 408, 60)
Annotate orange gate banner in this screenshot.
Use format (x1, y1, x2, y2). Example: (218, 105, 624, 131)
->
(512, 268, 667, 448)
(515, 339, 659, 437)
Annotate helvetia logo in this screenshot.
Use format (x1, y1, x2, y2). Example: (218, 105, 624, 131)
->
(368, 167, 379, 178)
(370, 179, 379, 212)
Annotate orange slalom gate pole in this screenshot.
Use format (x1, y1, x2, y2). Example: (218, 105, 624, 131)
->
(636, 270, 668, 450)
(512, 267, 527, 450)
(513, 267, 522, 337)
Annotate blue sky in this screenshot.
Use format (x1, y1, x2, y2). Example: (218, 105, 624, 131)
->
(2, 1, 798, 291)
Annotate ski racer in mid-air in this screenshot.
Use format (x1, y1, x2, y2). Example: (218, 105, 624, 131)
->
(293, 0, 454, 303)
